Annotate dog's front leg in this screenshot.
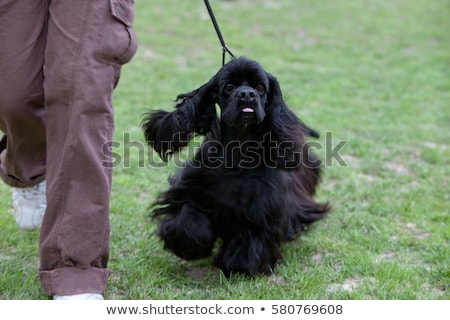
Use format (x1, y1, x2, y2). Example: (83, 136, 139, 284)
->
(158, 204, 217, 261)
(215, 231, 282, 276)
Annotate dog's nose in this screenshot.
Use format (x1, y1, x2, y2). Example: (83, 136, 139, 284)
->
(238, 89, 256, 102)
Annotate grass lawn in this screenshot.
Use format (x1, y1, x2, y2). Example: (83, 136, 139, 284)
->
(0, 0, 448, 299)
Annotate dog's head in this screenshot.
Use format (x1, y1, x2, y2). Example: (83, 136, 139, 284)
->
(176, 56, 318, 136)
(215, 57, 269, 127)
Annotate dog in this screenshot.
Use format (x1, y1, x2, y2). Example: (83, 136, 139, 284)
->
(142, 57, 330, 276)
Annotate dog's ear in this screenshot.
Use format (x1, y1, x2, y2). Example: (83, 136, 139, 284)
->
(142, 75, 218, 161)
(266, 72, 320, 138)
(266, 72, 285, 110)
(265, 72, 323, 171)
(175, 74, 219, 136)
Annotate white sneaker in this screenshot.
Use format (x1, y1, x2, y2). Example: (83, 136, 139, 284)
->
(53, 293, 104, 300)
(12, 181, 46, 231)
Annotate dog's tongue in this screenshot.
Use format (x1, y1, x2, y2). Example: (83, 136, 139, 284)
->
(242, 107, 254, 113)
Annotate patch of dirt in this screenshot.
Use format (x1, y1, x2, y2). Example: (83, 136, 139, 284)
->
(385, 161, 413, 176)
(311, 253, 324, 263)
(186, 266, 211, 281)
(327, 278, 361, 293)
(356, 173, 381, 182)
(310, 252, 338, 264)
(264, 1, 284, 9)
(404, 222, 431, 240)
(423, 141, 449, 150)
(374, 251, 398, 264)
(341, 154, 361, 168)
(268, 275, 287, 285)
(327, 277, 377, 294)
(0, 253, 13, 261)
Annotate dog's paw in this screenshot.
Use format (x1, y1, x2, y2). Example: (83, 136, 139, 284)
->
(158, 208, 217, 260)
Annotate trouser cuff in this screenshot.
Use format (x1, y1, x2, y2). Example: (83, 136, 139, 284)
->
(39, 267, 110, 296)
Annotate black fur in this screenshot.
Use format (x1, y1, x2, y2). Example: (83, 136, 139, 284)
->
(142, 57, 330, 275)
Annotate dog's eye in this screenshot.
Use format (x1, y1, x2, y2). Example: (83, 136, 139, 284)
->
(256, 84, 266, 95)
(224, 84, 235, 95)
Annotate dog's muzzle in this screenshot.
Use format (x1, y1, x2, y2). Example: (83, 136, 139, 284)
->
(235, 87, 265, 124)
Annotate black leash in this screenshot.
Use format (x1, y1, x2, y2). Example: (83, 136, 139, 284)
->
(204, 0, 235, 65)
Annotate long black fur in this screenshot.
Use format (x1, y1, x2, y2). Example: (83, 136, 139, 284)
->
(142, 57, 330, 275)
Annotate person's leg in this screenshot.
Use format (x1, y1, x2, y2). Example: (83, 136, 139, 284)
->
(0, 0, 47, 188)
(0, 0, 48, 231)
(38, 0, 137, 296)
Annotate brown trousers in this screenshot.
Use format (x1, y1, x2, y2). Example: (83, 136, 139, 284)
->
(0, 0, 137, 296)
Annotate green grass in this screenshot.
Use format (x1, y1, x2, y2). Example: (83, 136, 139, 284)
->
(1, 0, 449, 299)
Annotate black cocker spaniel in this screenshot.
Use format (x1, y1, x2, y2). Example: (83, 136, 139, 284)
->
(142, 57, 330, 276)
